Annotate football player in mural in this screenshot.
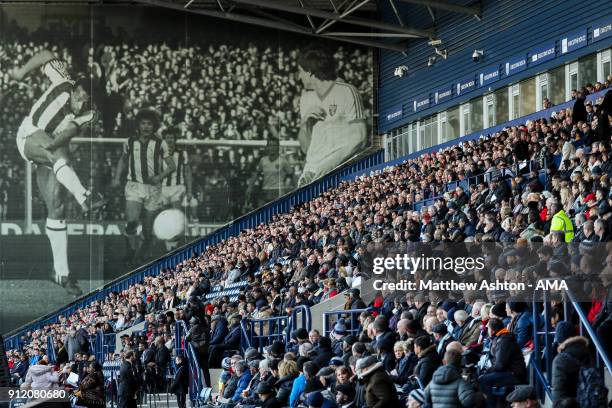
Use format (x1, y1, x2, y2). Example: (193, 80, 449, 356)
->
(113, 109, 176, 266)
(12, 50, 101, 296)
(297, 46, 368, 186)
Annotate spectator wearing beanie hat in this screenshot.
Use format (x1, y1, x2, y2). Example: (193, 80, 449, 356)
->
(256, 382, 282, 408)
(479, 318, 527, 404)
(331, 319, 348, 356)
(407, 318, 429, 339)
(306, 390, 332, 408)
(490, 303, 511, 326)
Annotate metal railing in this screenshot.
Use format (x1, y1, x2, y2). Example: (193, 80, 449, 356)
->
(323, 308, 368, 338)
(240, 305, 312, 353)
(530, 285, 611, 403)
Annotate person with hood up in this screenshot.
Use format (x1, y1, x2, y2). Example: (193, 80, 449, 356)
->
(21, 360, 59, 389)
(424, 349, 482, 407)
(356, 355, 399, 408)
(551, 336, 590, 401)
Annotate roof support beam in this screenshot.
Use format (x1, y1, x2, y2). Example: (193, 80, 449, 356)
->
(323, 31, 417, 38)
(398, 0, 480, 17)
(388, 0, 405, 26)
(230, 0, 432, 37)
(316, 0, 371, 34)
(134, 0, 408, 52)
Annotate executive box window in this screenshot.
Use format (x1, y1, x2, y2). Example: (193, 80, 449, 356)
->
(386, 50, 608, 161)
(420, 115, 438, 149)
(469, 97, 483, 133)
(440, 106, 460, 142)
(580, 53, 598, 86)
(520, 77, 536, 117)
(495, 87, 509, 125)
(549, 65, 566, 105)
(601, 49, 611, 80)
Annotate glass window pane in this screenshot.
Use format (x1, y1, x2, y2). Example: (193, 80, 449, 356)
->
(512, 94, 520, 119)
(541, 83, 549, 109)
(579, 53, 597, 86)
(462, 106, 470, 135)
(470, 97, 483, 132)
(604, 61, 611, 79)
(520, 77, 536, 116)
(495, 87, 509, 124)
(446, 106, 460, 141)
(570, 72, 578, 92)
(431, 116, 438, 147)
(549, 65, 566, 105)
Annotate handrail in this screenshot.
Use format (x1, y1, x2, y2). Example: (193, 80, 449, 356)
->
(322, 308, 368, 338)
(46, 336, 56, 363)
(531, 284, 611, 403)
(565, 289, 612, 373)
(241, 305, 312, 353)
(176, 320, 204, 401)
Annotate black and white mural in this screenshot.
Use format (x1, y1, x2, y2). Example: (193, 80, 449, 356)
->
(0, 4, 373, 332)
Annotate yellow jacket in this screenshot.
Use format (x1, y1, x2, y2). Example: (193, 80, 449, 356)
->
(550, 209, 574, 242)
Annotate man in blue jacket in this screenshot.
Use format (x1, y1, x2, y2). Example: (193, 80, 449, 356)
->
(230, 361, 252, 403)
(210, 315, 229, 346)
(506, 299, 533, 349)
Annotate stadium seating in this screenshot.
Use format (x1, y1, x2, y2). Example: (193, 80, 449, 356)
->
(4, 82, 612, 407)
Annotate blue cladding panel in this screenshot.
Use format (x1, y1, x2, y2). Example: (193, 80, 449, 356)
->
(378, 0, 612, 133)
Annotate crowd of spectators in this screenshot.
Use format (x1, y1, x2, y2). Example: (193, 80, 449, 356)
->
(5, 81, 612, 407)
(0, 17, 373, 223)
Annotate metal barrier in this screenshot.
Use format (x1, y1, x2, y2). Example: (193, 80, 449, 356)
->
(4, 149, 384, 351)
(241, 305, 312, 353)
(530, 285, 612, 403)
(46, 336, 56, 363)
(322, 309, 368, 338)
(175, 320, 205, 402)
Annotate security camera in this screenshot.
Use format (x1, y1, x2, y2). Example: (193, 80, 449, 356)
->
(472, 50, 484, 62)
(394, 65, 409, 77)
(428, 39, 442, 46)
(435, 48, 448, 60)
(427, 56, 437, 67)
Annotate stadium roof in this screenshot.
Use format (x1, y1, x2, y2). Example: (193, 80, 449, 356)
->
(2, 0, 482, 52)
(129, 0, 479, 52)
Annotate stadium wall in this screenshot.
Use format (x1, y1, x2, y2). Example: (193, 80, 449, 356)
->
(377, 0, 612, 133)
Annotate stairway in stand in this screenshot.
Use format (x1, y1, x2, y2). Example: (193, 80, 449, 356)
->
(136, 393, 180, 408)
